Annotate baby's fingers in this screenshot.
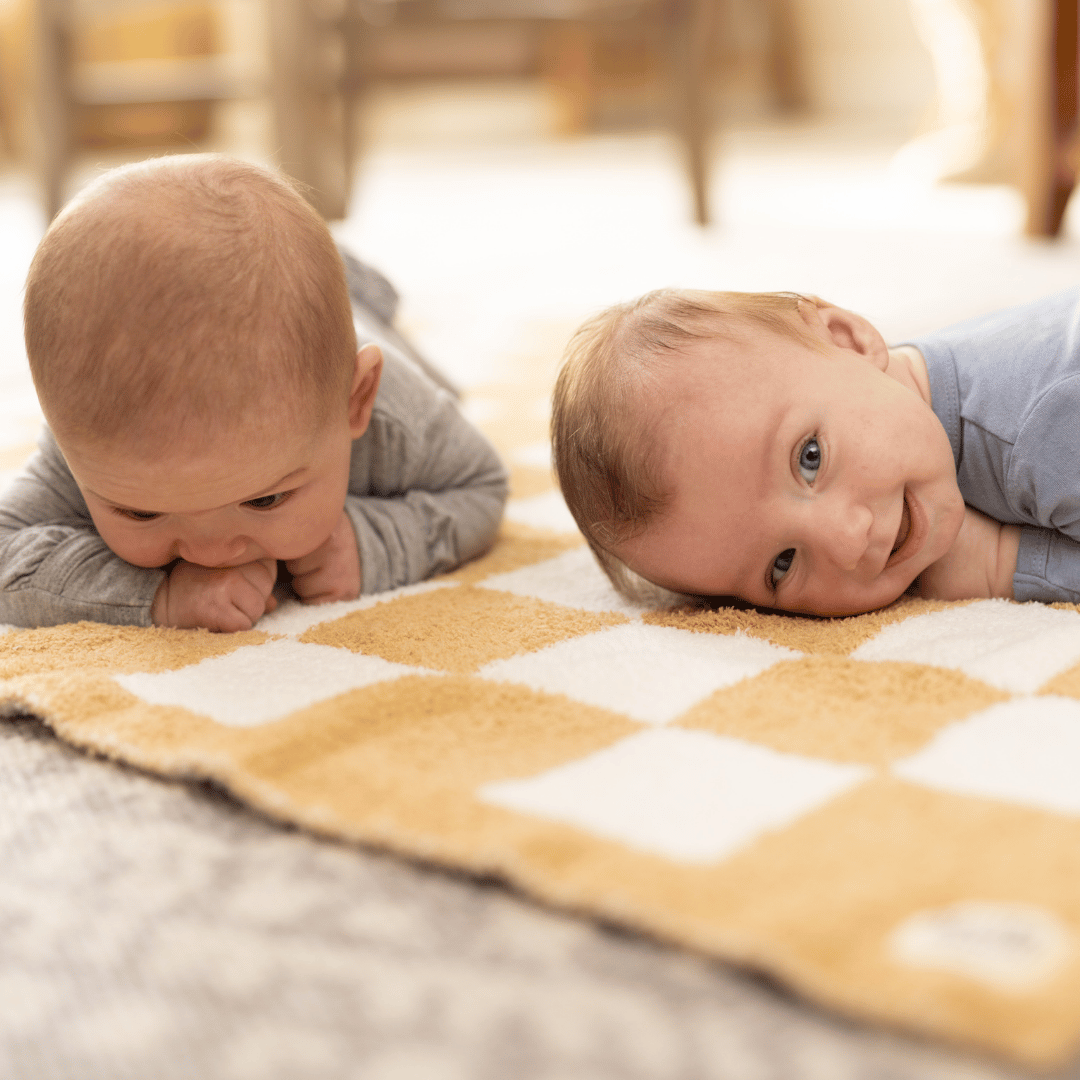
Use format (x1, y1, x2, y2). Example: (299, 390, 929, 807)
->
(215, 579, 270, 631)
(290, 566, 337, 605)
(238, 556, 278, 596)
(284, 549, 322, 578)
(224, 560, 279, 626)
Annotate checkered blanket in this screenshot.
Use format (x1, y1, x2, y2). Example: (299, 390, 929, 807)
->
(4, 388, 1080, 1069)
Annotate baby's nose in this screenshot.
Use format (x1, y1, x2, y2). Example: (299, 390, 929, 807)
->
(823, 502, 872, 571)
(178, 535, 248, 567)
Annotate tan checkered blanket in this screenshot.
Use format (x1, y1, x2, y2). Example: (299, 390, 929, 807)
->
(4, 384, 1080, 1070)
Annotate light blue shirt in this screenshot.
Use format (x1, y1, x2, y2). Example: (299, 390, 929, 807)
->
(908, 287, 1080, 602)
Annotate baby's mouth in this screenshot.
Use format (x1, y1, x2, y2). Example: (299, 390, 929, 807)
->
(891, 498, 911, 555)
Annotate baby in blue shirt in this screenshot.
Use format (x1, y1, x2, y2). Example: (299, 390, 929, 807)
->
(552, 288, 1079, 615)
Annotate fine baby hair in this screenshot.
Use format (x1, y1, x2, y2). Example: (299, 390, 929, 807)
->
(551, 287, 824, 606)
(24, 154, 357, 453)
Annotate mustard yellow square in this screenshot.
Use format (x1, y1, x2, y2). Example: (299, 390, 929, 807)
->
(678, 656, 1007, 765)
(301, 584, 625, 673)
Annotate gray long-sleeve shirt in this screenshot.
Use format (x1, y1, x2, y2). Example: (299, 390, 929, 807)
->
(907, 287, 1080, 603)
(0, 345, 508, 627)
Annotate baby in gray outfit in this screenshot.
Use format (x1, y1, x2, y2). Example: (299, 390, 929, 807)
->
(0, 154, 507, 630)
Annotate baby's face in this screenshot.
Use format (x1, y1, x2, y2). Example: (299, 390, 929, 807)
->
(60, 344, 380, 574)
(64, 413, 356, 571)
(619, 313, 965, 616)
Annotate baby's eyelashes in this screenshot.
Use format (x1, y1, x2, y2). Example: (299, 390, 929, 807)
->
(107, 491, 295, 520)
(797, 437, 822, 484)
(113, 507, 160, 521)
(769, 547, 795, 588)
(243, 491, 294, 511)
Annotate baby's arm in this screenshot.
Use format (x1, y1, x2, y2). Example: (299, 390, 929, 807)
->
(337, 350, 509, 596)
(912, 505, 1021, 601)
(0, 431, 165, 627)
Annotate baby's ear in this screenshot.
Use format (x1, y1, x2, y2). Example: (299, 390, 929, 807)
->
(348, 343, 383, 437)
(811, 303, 889, 371)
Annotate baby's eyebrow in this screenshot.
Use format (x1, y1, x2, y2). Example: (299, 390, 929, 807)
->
(83, 489, 155, 513)
(244, 467, 307, 499)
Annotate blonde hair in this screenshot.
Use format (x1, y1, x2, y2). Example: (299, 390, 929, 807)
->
(551, 288, 824, 606)
(24, 154, 357, 450)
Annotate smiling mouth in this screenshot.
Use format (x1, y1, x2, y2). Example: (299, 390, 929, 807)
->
(891, 499, 911, 555)
(885, 490, 928, 570)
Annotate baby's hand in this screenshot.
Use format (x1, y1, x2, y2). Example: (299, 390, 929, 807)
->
(911, 505, 1020, 602)
(285, 512, 362, 605)
(152, 557, 278, 632)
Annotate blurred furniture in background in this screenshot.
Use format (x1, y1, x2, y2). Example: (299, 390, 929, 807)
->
(1017, 0, 1079, 236)
(22, 0, 732, 223)
(907, 0, 1080, 237)
(273, 0, 725, 223)
(28, 0, 262, 219)
(22, 0, 1080, 236)
(14, 0, 807, 224)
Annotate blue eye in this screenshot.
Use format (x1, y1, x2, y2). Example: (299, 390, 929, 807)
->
(798, 437, 822, 483)
(770, 548, 795, 587)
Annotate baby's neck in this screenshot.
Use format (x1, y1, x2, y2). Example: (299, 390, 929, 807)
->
(886, 345, 932, 406)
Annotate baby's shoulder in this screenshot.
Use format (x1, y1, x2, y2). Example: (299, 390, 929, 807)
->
(368, 342, 454, 428)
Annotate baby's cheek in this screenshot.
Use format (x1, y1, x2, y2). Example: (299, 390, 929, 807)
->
(97, 524, 173, 568)
(271, 504, 342, 560)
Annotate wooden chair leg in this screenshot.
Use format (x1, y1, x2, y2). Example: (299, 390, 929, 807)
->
(1021, 0, 1079, 237)
(765, 0, 804, 113)
(668, 0, 714, 226)
(32, 0, 73, 221)
(340, 0, 365, 208)
(268, 0, 349, 219)
(542, 21, 594, 137)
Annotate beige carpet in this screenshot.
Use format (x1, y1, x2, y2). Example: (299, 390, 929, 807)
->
(5, 357, 1080, 1069)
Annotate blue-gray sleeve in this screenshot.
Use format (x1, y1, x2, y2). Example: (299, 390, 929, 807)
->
(0, 429, 164, 627)
(1008, 377, 1080, 602)
(342, 348, 508, 594)
(1014, 527, 1080, 603)
(1004, 373, 1080, 533)
(909, 291, 1080, 605)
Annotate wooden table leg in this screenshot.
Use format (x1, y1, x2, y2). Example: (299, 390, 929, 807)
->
(31, 0, 73, 221)
(1021, 0, 1079, 237)
(268, 0, 349, 220)
(669, 0, 714, 226)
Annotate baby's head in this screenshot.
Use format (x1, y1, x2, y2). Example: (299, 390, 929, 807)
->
(24, 154, 381, 570)
(552, 288, 965, 616)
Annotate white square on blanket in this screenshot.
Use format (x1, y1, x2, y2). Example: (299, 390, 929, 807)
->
(478, 547, 649, 615)
(481, 728, 870, 863)
(893, 695, 1080, 815)
(504, 490, 580, 534)
(477, 622, 799, 725)
(850, 600, 1080, 694)
(115, 638, 432, 727)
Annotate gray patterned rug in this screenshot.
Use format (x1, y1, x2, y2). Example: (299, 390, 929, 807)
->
(0, 715, 1055, 1080)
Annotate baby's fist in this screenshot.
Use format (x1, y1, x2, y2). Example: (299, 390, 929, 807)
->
(285, 513, 362, 604)
(152, 557, 278, 632)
